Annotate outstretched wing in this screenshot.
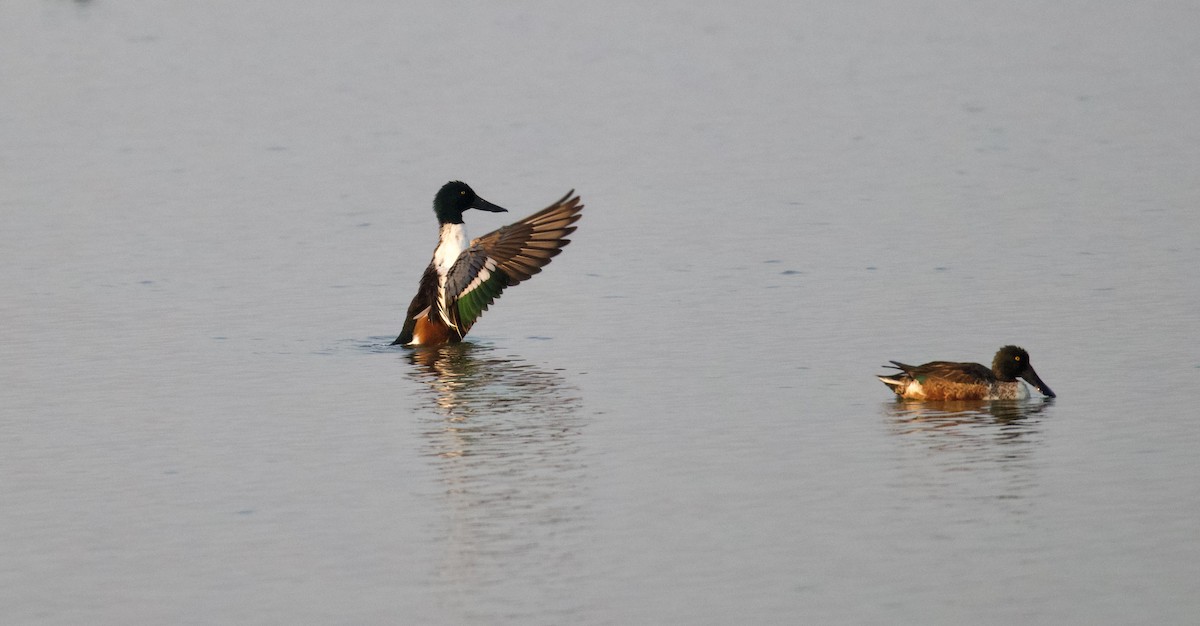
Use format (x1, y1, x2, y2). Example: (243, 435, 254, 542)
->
(443, 191, 583, 335)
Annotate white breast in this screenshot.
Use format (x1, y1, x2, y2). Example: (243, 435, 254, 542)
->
(432, 223, 468, 326)
(432, 223, 468, 276)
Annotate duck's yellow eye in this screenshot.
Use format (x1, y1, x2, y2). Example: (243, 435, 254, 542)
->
(1015, 356, 1021, 361)
(460, 191, 467, 195)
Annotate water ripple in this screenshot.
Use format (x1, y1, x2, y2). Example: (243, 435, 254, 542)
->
(403, 343, 591, 623)
(881, 399, 1055, 505)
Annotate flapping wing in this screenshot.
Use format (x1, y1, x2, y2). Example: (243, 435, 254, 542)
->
(443, 190, 583, 334)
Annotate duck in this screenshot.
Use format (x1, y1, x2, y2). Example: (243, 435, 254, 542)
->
(392, 181, 583, 347)
(877, 345, 1056, 400)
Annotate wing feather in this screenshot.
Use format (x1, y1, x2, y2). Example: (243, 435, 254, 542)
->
(894, 360, 994, 385)
(441, 190, 584, 335)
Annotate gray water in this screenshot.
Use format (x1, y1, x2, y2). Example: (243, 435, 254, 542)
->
(3, 2, 1199, 624)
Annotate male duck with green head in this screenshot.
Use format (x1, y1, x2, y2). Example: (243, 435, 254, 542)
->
(392, 181, 583, 347)
(878, 345, 1056, 400)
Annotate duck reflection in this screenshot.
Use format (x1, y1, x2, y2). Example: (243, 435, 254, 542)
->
(407, 341, 583, 422)
(404, 342, 588, 617)
(882, 399, 1054, 504)
(883, 399, 1052, 445)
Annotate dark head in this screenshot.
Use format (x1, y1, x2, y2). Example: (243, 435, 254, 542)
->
(433, 181, 508, 225)
(992, 345, 1056, 397)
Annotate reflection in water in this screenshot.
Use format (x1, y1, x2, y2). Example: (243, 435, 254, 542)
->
(404, 343, 589, 622)
(884, 399, 1052, 446)
(882, 399, 1054, 504)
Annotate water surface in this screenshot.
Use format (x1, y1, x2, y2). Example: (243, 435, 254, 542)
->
(2, 1, 1198, 624)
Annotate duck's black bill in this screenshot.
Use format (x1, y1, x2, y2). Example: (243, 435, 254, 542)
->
(1021, 367, 1056, 398)
(472, 197, 508, 213)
